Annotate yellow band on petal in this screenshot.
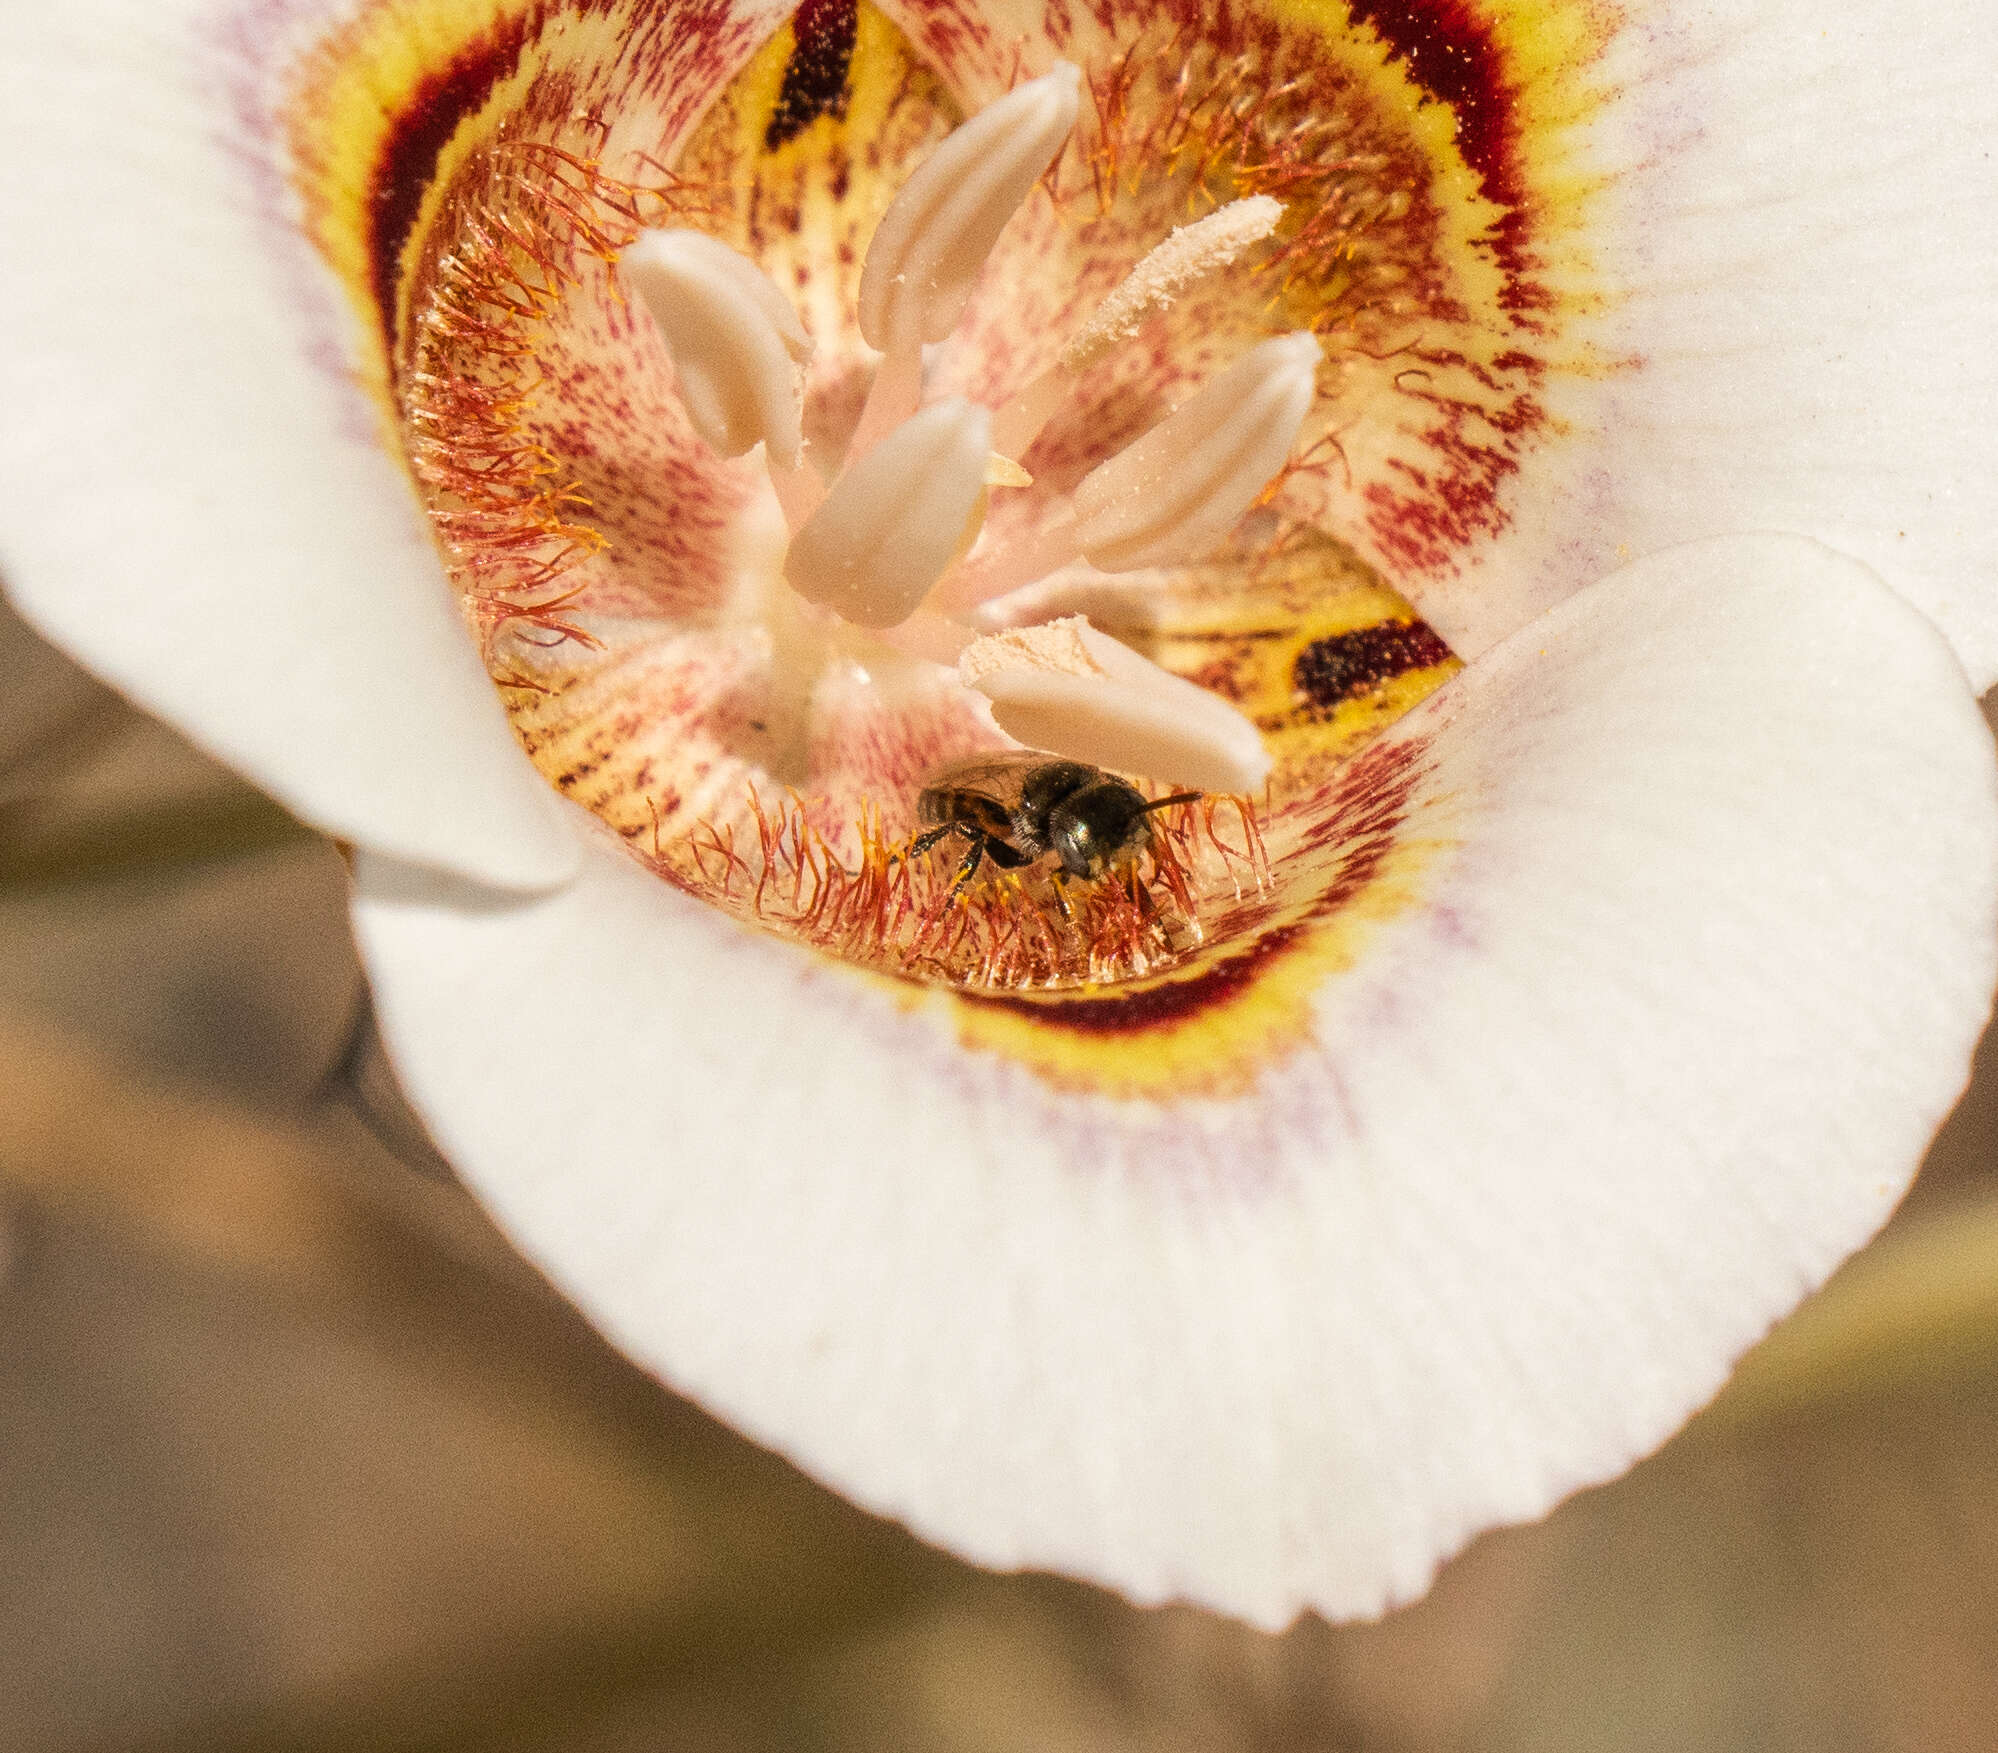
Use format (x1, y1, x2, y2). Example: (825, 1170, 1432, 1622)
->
(288, 0, 795, 423)
(936, 732, 1451, 1100)
(289, 0, 549, 418)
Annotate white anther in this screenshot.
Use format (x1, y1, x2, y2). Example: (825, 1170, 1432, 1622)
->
(959, 617, 1272, 794)
(784, 399, 993, 628)
(1066, 199, 1285, 373)
(857, 63, 1082, 358)
(1071, 332, 1321, 572)
(622, 229, 813, 466)
(990, 197, 1285, 459)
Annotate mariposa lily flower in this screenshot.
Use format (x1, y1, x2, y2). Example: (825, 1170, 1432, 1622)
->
(1, 0, 1994, 1628)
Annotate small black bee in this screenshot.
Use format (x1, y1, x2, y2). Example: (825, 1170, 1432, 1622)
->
(910, 753, 1199, 896)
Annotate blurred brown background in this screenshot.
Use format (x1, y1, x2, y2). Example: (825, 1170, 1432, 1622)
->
(3, 592, 1996, 1753)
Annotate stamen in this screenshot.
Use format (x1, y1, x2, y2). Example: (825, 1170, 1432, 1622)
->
(1070, 331, 1321, 571)
(941, 331, 1322, 610)
(848, 63, 1082, 458)
(621, 229, 813, 467)
(989, 196, 1285, 459)
(784, 399, 993, 628)
(959, 618, 1273, 794)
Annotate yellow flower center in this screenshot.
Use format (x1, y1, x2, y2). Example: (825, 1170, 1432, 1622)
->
(285, 0, 1622, 1091)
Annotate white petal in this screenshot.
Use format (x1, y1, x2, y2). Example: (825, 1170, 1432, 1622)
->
(0, 3, 584, 886)
(1435, 0, 1998, 685)
(352, 533, 1998, 1626)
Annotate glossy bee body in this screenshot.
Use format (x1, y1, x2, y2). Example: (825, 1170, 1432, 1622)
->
(911, 753, 1198, 895)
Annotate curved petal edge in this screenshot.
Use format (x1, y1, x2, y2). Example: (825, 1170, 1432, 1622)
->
(1435, 0, 1998, 685)
(355, 514, 1996, 1613)
(0, 2, 578, 890)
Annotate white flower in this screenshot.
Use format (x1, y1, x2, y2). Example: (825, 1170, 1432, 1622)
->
(1, 0, 1994, 1628)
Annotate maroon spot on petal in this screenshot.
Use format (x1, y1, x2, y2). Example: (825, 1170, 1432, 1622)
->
(367, 15, 533, 344)
(1342, 0, 1519, 211)
(1293, 622, 1453, 712)
(966, 921, 1309, 1036)
(765, 0, 859, 149)
(1341, 0, 1542, 302)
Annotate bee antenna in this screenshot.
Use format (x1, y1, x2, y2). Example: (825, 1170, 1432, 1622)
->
(1139, 791, 1202, 814)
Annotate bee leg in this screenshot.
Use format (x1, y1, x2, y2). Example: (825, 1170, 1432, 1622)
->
(901, 823, 958, 862)
(1049, 869, 1074, 923)
(945, 834, 988, 900)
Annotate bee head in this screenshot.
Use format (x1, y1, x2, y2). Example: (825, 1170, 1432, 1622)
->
(1047, 779, 1157, 880)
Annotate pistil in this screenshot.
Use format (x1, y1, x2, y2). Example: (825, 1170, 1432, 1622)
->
(988, 195, 1286, 460)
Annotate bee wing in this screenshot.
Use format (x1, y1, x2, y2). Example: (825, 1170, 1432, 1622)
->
(916, 752, 1044, 809)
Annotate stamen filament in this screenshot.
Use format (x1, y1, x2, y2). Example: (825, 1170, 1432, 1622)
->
(934, 512, 1084, 612)
(765, 447, 826, 533)
(846, 344, 925, 464)
(877, 607, 976, 665)
(754, 566, 831, 783)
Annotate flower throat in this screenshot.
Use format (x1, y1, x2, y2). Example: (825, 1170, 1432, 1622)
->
(372, 0, 1490, 993)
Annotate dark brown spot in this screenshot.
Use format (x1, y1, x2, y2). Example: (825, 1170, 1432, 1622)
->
(968, 922, 1307, 1034)
(1342, 0, 1559, 319)
(1292, 622, 1453, 712)
(1341, 0, 1520, 218)
(765, 0, 859, 150)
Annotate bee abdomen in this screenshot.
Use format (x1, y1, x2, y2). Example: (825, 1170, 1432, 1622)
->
(917, 786, 1017, 842)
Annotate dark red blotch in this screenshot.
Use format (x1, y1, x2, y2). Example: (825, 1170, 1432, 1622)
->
(765, 0, 859, 149)
(1342, 0, 1544, 301)
(1292, 621, 1453, 711)
(1342, 0, 1521, 211)
(367, 16, 534, 344)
